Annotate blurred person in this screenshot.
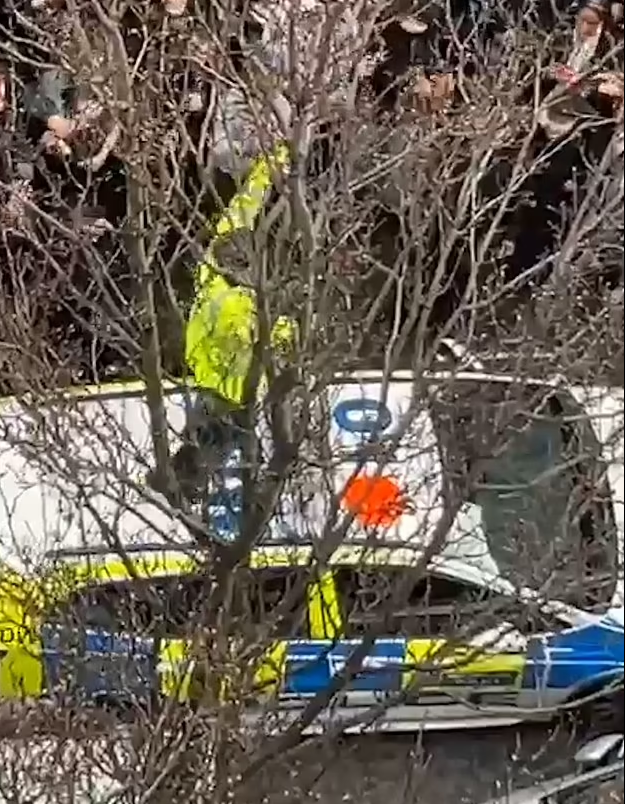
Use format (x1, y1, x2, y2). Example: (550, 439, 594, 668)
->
(407, 69, 456, 115)
(363, 1, 500, 119)
(550, 0, 623, 94)
(166, 255, 296, 511)
(151, 147, 297, 511)
(537, 0, 622, 144)
(367, 9, 451, 114)
(210, 79, 291, 178)
(247, 0, 368, 101)
(209, 0, 378, 177)
(0, 64, 36, 231)
(568, 0, 623, 70)
(24, 0, 136, 169)
(465, 0, 625, 305)
(22, 71, 120, 239)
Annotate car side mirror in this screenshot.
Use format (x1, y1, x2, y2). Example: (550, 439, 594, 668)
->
(573, 733, 624, 767)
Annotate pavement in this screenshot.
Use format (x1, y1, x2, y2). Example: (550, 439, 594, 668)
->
(0, 722, 582, 803)
(239, 723, 581, 804)
(323, 728, 575, 803)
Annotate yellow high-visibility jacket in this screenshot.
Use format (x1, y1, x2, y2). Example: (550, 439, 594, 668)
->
(185, 144, 295, 406)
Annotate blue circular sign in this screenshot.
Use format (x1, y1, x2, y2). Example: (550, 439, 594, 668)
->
(333, 398, 393, 435)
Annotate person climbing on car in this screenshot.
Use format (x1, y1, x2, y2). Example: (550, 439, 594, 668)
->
(163, 149, 297, 516)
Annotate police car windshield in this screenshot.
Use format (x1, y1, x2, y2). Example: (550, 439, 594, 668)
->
(430, 381, 618, 612)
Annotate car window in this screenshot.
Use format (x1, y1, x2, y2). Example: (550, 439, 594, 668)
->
(549, 768, 623, 803)
(431, 382, 618, 611)
(49, 568, 312, 641)
(234, 567, 310, 639)
(48, 575, 210, 638)
(334, 567, 507, 638)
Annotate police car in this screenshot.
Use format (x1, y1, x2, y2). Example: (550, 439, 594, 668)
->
(27, 541, 622, 733)
(0, 345, 623, 731)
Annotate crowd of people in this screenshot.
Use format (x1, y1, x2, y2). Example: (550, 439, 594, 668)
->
(0, 0, 623, 390)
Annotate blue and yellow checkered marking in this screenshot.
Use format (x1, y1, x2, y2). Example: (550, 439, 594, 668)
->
(3, 542, 622, 706)
(251, 638, 527, 699)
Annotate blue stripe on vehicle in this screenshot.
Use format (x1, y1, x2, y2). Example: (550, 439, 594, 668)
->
(283, 639, 406, 697)
(522, 623, 624, 691)
(41, 625, 157, 702)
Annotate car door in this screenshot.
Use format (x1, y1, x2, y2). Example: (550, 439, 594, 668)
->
(302, 566, 531, 709)
(237, 565, 326, 701)
(42, 563, 340, 707)
(156, 562, 346, 704)
(523, 619, 625, 708)
(42, 579, 159, 707)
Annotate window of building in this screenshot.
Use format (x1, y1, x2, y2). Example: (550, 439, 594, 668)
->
(431, 381, 618, 610)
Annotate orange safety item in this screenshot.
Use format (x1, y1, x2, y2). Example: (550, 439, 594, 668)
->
(341, 475, 406, 528)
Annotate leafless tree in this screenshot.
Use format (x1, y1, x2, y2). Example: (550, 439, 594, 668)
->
(0, 0, 623, 801)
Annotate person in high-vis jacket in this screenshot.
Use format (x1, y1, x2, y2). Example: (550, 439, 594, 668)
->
(175, 143, 295, 506)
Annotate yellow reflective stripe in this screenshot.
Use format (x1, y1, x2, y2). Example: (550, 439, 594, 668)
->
(160, 639, 288, 702)
(158, 637, 193, 702)
(249, 544, 446, 570)
(0, 643, 43, 699)
(455, 650, 526, 689)
(196, 249, 222, 292)
(254, 639, 287, 696)
(271, 315, 298, 355)
(81, 555, 196, 584)
(246, 555, 344, 638)
(42, 553, 198, 609)
(249, 546, 314, 568)
(403, 638, 445, 689)
(201, 372, 245, 408)
(307, 571, 342, 640)
(197, 144, 290, 289)
(214, 143, 290, 239)
(403, 639, 525, 690)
